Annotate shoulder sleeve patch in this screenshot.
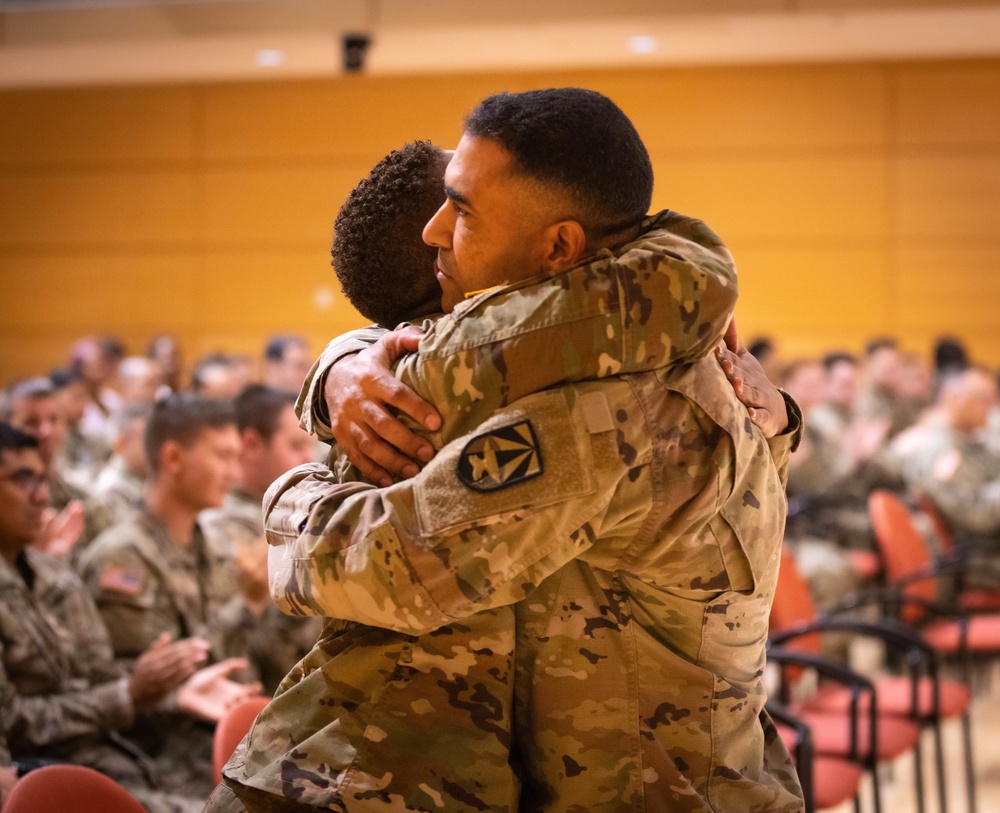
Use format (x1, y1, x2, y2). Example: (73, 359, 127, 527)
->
(98, 565, 144, 597)
(457, 419, 542, 492)
(415, 388, 595, 537)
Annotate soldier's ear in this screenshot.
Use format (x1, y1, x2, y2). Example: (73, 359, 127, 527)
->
(240, 427, 264, 455)
(158, 439, 185, 476)
(541, 220, 586, 273)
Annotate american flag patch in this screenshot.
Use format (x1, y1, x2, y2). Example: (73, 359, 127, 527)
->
(99, 566, 143, 596)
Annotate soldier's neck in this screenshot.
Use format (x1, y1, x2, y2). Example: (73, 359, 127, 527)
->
(145, 482, 198, 547)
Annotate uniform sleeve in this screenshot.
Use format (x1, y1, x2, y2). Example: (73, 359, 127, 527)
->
(0, 655, 134, 749)
(765, 391, 803, 489)
(80, 545, 165, 661)
(267, 388, 625, 634)
(295, 327, 388, 442)
(918, 462, 1000, 533)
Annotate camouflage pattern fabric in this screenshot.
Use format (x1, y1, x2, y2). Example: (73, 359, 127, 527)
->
(79, 506, 235, 800)
(224, 210, 803, 812)
(204, 488, 323, 695)
(92, 457, 146, 528)
(904, 420, 1000, 588)
(80, 506, 234, 660)
(48, 470, 114, 560)
(0, 550, 203, 813)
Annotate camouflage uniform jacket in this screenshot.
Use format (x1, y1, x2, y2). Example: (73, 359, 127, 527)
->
(92, 457, 146, 529)
(204, 488, 323, 696)
(224, 210, 743, 813)
(79, 506, 238, 798)
(230, 211, 803, 811)
(0, 549, 135, 758)
(79, 505, 234, 660)
(0, 550, 206, 812)
(48, 470, 114, 558)
(904, 421, 1000, 538)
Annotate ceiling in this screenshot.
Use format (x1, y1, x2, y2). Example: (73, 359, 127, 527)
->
(2, 0, 1000, 88)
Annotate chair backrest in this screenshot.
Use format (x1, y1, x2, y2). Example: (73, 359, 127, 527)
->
(868, 490, 936, 622)
(770, 547, 823, 656)
(213, 695, 271, 783)
(2, 764, 147, 813)
(913, 491, 955, 555)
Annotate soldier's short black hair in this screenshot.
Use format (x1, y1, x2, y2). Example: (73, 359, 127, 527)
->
(48, 366, 84, 390)
(747, 337, 774, 361)
(0, 423, 39, 457)
(144, 393, 235, 474)
(821, 351, 857, 371)
(332, 140, 449, 328)
(264, 334, 308, 362)
(234, 384, 296, 441)
(0, 378, 55, 422)
(463, 88, 653, 240)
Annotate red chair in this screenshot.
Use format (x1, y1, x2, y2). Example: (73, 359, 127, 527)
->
(2, 764, 147, 813)
(770, 546, 967, 813)
(769, 700, 865, 813)
(864, 490, 1000, 813)
(913, 490, 1000, 612)
(213, 695, 271, 783)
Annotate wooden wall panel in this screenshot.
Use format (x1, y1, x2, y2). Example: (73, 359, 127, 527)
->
(2, 58, 1000, 386)
(603, 64, 889, 153)
(896, 61, 1000, 148)
(0, 170, 196, 246)
(895, 155, 1000, 241)
(0, 86, 196, 166)
(733, 246, 891, 353)
(200, 165, 356, 245)
(651, 155, 887, 244)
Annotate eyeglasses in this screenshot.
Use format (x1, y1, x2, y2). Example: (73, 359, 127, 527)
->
(0, 469, 49, 495)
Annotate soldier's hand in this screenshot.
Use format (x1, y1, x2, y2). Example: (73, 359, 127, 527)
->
(35, 501, 85, 557)
(128, 634, 210, 712)
(176, 659, 263, 722)
(325, 326, 442, 486)
(716, 318, 789, 438)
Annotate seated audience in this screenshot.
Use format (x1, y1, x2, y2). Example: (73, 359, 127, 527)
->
(203, 385, 321, 695)
(80, 394, 258, 800)
(0, 423, 251, 813)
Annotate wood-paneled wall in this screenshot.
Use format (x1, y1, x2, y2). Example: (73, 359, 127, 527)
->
(1, 60, 998, 385)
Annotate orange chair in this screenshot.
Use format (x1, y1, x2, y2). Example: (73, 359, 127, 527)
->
(213, 695, 271, 783)
(769, 700, 865, 813)
(913, 490, 1000, 612)
(770, 546, 965, 813)
(2, 764, 147, 813)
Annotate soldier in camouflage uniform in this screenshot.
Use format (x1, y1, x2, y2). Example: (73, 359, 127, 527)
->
(93, 403, 152, 527)
(221, 90, 802, 812)
(202, 385, 322, 695)
(1, 377, 112, 556)
(0, 423, 228, 813)
(903, 366, 1000, 589)
(80, 395, 260, 800)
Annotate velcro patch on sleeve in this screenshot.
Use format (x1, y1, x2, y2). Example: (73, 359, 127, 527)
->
(415, 388, 595, 537)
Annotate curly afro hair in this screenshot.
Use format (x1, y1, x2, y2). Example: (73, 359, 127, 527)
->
(332, 141, 449, 328)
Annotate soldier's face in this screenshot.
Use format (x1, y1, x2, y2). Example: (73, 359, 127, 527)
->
(422, 135, 557, 313)
(0, 447, 49, 559)
(173, 425, 241, 510)
(8, 395, 65, 468)
(825, 361, 857, 407)
(259, 406, 315, 485)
